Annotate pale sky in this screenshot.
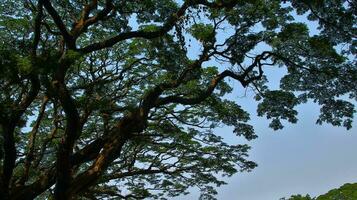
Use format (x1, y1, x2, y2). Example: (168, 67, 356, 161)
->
(214, 100, 357, 200)
(178, 67, 357, 200)
(111, 3, 357, 199)
(175, 10, 357, 199)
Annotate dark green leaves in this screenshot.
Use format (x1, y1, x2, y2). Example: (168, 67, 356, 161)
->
(277, 23, 309, 42)
(317, 99, 355, 130)
(189, 23, 215, 43)
(257, 91, 299, 130)
(316, 183, 357, 200)
(283, 182, 357, 200)
(307, 36, 344, 63)
(0, 0, 356, 199)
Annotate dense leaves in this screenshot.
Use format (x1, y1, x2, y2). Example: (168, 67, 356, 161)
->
(0, 0, 356, 199)
(283, 183, 357, 200)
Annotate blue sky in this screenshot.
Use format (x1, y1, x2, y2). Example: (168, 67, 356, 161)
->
(130, 3, 356, 199)
(177, 66, 357, 200)
(216, 99, 357, 200)
(176, 11, 357, 196)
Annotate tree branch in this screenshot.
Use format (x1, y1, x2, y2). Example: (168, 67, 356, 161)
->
(79, 0, 239, 54)
(43, 0, 75, 48)
(52, 81, 81, 199)
(1, 76, 40, 198)
(32, 0, 44, 56)
(18, 96, 49, 186)
(72, 0, 114, 38)
(155, 52, 275, 106)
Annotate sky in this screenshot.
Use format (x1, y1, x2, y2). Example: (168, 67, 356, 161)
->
(170, 7, 357, 199)
(126, 4, 355, 199)
(178, 67, 357, 200)
(221, 99, 357, 199)
(106, 3, 356, 199)
(215, 105, 357, 200)
(217, 67, 357, 200)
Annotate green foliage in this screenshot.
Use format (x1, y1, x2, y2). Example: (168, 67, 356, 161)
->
(282, 194, 314, 200)
(0, 0, 355, 199)
(317, 183, 357, 200)
(16, 56, 32, 74)
(257, 91, 299, 130)
(307, 36, 344, 63)
(283, 183, 357, 200)
(139, 24, 161, 32)
(189, 23, 215, 42)
(277, 23, 309, 42)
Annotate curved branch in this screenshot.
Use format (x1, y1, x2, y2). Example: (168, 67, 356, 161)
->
(10, 138, 106, 200)
(155, 70, 245, 106)
(43, 0, 75, 48)
(32, 0, 44, 56)
(52, 81, 81, 199)
(72, 0, 114, 38)
(79, 0, 239, 54)
(18, 96, 49, 186)
(1, 76, 40, 198)
(155, 52, 275, 107)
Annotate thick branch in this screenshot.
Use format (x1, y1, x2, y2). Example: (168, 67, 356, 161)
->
(32, 0, 44, 56)
(154, 51, 274, 107)
(155, 70, 245, 106)
(43, 0, 75, 48)
(10, 138, 106, 200)
(72, 0, 113, 38)
(79, 0, 239, 53)
(66, 108, 148, 197)
(52, 81, 81, 200)
(1, 76, 40, 198)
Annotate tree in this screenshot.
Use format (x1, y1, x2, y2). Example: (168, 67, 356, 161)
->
(281, 194, 314, 200)
(0, 0, 356, 199)
(283, 183, 357, 200)
(317, 183, 357, 200)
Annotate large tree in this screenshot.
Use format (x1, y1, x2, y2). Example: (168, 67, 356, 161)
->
(282, 182, 357, 200)
(0, 0, 356, 199)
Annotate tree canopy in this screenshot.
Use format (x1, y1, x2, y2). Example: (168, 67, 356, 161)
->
(0, 0, 356, 199)
(283, 183, 357, 200)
